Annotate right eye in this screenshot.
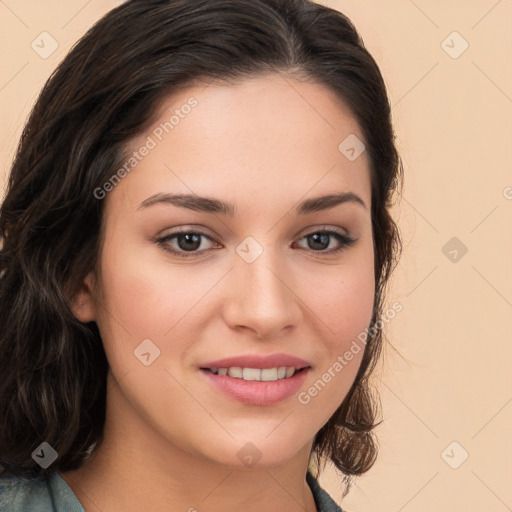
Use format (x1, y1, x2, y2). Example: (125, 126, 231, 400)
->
(156, 228, 222, 258)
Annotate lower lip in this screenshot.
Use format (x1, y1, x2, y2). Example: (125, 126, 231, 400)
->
(200, 368, 310, 406)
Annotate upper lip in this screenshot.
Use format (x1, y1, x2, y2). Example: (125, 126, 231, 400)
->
(200, 353, 311, 370)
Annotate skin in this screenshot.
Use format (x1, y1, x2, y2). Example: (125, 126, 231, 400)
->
(61, 73, 375, 512)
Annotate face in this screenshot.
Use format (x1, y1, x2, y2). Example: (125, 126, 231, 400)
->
(75, 73, 375, 469)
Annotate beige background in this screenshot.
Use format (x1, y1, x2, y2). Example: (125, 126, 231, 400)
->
(1, 1, 511, 511)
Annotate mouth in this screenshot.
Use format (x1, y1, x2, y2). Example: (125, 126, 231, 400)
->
(200, 366, 309, 381)
(198, 353, 312, 405)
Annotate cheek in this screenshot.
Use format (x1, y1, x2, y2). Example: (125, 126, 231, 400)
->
(329, 266, 375, 341)
(294, 268, 374, 432)
(93, 240, 224, 376)
(295, 247, 375, 406)
(92, 245, 168, 374)
(97, 244, 193, 331)
(302, 253, 375, 350)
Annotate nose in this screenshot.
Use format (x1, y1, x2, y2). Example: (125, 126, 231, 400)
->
(222, 248, 302, 340)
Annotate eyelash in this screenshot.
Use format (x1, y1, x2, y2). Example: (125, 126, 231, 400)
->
(156, 227, 356, 258)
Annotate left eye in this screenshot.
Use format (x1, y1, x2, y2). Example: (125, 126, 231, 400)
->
(294, 230, 356, 253)
(157, 229, 356, 258)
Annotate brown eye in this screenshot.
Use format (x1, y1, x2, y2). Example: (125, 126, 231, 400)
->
(174, 233, 202, 252)
(157, 229, 220, 257)
(295, 230, 356, 253)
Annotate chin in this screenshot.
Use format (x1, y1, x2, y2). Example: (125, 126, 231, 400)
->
(200, 432, 309, 470)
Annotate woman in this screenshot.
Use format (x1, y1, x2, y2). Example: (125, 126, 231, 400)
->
(0, 0, 402, 510)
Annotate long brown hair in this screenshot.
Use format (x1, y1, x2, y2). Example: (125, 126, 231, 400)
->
(0, 0, 402, 495)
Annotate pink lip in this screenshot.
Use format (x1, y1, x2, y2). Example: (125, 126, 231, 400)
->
(200, 353, 311, 370)
(200, 367, 311, 406)
(199, 353, 312, 406)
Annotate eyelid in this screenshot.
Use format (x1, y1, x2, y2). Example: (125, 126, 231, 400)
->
(294, 224, 350, 239)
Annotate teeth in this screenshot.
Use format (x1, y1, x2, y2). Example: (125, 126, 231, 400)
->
(260, 368, 278, 381)
(243, 368, 261, 381)
(211, 366, 298, 381)
(285, 367, 295, 378)
(227, 367, 243, 378)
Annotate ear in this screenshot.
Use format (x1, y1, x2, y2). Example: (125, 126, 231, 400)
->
(69, 271, 97, 323)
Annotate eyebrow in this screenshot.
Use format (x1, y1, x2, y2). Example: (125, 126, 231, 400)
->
(138, 191, 366, 215)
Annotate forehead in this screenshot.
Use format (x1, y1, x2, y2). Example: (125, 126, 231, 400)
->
(108, 73, 371, 213)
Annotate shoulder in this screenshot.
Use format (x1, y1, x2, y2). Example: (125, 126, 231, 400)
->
(306, 471, 345, 512)
(0, 473, 84, 512)
(0, 474, 53, 511)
